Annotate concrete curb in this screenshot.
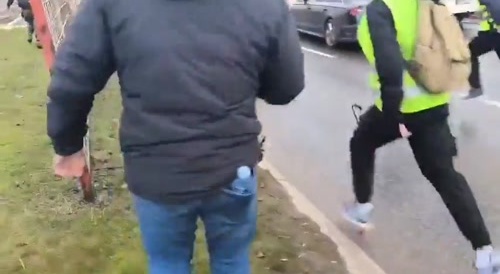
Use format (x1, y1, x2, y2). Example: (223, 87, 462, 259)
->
(7, 16, 23, 26)
(0, 16, 26, 29)
(259, 159, 387, 274)
(0, 25, 25, 29)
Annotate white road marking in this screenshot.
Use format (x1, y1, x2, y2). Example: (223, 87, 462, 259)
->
(0, 25, 25, 30)
(304, 49, 500, 110)
(479, 97, 500, 108)
(460, 94, 500, 109)
(301, 47, 336, 59)
(259, 159, 388, 274)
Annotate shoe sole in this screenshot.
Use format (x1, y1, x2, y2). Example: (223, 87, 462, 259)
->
(341, 210, 375, 234)
(462, 94, 484, 100)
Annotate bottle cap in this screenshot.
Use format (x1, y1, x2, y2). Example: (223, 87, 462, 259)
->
(237, 166, 251, 179)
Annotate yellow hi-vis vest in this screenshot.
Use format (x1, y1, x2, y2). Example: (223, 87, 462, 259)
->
(478, 1, 497, 32)
(357, 0, 450, 114)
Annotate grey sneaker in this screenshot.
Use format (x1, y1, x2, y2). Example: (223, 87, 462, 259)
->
(476, 247, 500, 274)
(464, 87, 484, 100)
(342, 202, 374, 230)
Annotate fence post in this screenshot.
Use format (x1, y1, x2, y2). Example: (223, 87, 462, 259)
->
(30, 0, 95, 202)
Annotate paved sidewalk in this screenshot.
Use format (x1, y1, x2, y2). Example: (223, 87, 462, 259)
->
(0, 0, 24, 27)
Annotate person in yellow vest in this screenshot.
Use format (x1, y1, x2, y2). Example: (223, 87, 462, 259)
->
(464, 0, 500, 99)
(343, 0, 500, 272)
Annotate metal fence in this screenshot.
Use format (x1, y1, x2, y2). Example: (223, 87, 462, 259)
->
(39, 0, 79, 49)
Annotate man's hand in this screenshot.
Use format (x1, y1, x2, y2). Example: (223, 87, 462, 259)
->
(399, 123, 412, 138)
(53, 150, 86, 178)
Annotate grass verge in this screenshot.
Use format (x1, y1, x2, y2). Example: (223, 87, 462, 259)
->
(0, 29, 348, 274)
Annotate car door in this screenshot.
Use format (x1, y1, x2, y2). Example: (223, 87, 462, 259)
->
(300, 0, 320, 33)
(290, 0, 309, 31)
(307, 0, 343, 36)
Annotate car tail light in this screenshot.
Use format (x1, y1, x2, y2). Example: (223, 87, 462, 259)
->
(349, 7, 363, 17)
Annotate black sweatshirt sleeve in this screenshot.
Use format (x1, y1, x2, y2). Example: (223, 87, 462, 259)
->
(47, 0, 115, 156)
(479, 0, 500, 24)
(258, 4, 305, 105)
(366, 0, 404, 123)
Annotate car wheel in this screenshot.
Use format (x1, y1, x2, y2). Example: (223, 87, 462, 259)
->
(324, 18, 338, 47)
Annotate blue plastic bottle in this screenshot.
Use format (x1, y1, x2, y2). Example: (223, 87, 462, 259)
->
(233, 166, 252, 194)
(237, 166, 252, 179)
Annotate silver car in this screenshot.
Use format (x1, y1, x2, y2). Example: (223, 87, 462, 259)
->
(291, 0, 369, 47)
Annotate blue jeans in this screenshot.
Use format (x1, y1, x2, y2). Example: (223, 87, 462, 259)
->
(133, 171, 258, 274)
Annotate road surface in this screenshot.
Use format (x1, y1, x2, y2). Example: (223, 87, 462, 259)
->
(257, 34, 500, 273)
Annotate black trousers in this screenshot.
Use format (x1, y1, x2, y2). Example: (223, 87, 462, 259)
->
(469, 31, 500, 89)
(21, 9, 36, 40)
(350, 105, 491, 249)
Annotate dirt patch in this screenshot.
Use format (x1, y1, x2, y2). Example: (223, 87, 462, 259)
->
(253, 170, 348, 273)
(0, 29, 348, 274)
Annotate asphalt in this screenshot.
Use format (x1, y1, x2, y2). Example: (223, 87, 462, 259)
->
(257, 30, 500, 274)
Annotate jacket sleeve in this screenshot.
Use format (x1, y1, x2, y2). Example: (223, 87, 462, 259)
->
(366, 0, 404, 123)
(258, 5, 305, 105)
(47, 0, 115, 156)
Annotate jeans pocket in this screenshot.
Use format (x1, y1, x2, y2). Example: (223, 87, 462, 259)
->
(216, 170, 258, 226)
(222, 169, 257, 199)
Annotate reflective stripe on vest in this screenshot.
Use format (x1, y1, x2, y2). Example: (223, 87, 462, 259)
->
(357, 0, 451, 114)
(368, 69, 450, 113)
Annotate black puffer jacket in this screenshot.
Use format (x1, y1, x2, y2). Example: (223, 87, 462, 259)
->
(47, 0, 304, 203)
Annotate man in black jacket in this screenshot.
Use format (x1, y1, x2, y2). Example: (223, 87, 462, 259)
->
(47, 0, 304, 273)
(6, 0, 41, 47)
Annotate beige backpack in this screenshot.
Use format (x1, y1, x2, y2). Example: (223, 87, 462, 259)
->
(405, 0, 471, 93)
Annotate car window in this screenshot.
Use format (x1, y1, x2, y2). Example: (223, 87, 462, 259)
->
(314, 0, 343, 3)
(343, 0, 372, 5)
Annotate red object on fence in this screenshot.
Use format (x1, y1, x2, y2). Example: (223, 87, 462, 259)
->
(30, 0, 55, 69)
(29, 0, 95, 202)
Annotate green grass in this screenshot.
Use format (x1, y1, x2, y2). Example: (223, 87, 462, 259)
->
(0, 29, 347, 274)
